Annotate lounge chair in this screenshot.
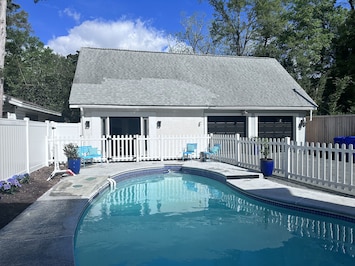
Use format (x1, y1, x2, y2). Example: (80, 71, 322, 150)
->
(182, 143, 197, 160)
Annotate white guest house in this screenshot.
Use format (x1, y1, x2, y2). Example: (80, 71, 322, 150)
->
(69, 47, 317, 143)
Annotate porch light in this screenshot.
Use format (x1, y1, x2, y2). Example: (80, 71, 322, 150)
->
(298, 118, 306, 129)
(85, 121, 90, 129)
(157, 121, 161, 129)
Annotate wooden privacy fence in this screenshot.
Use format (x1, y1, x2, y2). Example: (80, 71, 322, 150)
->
(306, 114, 355, 144)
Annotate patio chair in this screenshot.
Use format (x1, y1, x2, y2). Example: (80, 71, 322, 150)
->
(78, 146, 102, 167)
(201, 144, 221, 161)
(182, 143, 197, 160)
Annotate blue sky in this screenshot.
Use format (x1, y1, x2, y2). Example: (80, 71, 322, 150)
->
(15, 0, 213, 56)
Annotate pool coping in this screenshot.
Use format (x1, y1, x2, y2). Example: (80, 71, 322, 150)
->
(1, 161, 355, 265)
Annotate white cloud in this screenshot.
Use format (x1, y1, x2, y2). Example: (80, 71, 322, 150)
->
(47, 19, 170, 55)
(62, 8, 81, 23)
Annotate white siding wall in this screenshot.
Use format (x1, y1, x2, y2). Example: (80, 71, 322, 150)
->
(80, 108, 308, 143)
(155, 116, 204, 136)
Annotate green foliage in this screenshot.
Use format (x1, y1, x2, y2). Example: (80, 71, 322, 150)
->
(208, 0, 257, 55)
(328, 76, 352, 114)
(327, 10, 355, 114)
(4, 1, 79, 121)
(259, 138, 271, 159)
(63, 143, 79, 159)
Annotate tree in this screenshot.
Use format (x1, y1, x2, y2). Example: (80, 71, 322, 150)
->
(208, 0, 257, 55)
(4, 1, 79, 121)
(197, 0, 289, 57)
(176, 12, 216, 54)
(325, 9, 355, 114)
(253, 0, 287, 58)
(0, 0, 41, 118)
(0, 0, 7, 118)
(274, 1, 343, 110)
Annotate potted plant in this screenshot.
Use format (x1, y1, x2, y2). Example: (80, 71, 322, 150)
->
(63, 143, 81, 174)
(260, 138, 274, 176)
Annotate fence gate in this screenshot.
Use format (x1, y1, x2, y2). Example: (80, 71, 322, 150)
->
(104, 135, 136, 162)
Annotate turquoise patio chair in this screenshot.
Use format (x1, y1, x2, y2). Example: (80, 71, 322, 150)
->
(78, 146, 102, 167)
(182, 143, 197, 160)
(201, 144, 221, 161)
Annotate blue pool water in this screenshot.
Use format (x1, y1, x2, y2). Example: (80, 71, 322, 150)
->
(74, 171, 355, 265)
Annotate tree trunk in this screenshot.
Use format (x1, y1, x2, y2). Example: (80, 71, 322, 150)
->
(0, 0, 6, 118)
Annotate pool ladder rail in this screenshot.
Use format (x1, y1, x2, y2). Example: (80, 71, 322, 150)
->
(107, 178, 117, 191)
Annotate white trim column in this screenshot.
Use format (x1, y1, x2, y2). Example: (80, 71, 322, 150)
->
(247, 115, 258, 138)
(294, 116, 306, 144)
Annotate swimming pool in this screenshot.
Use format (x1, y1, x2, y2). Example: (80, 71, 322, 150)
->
(74, 169, 355, 265)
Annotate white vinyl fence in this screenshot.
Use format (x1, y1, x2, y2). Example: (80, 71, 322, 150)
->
(213, 134, 355, 196)
(48, 134, 211, 163)
(0, 118, 48, 180)
(2, 119, 355, 196)
(0, 118, 80, 181)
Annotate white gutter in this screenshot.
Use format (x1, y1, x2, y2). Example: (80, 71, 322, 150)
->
(70, 104, 317, 111)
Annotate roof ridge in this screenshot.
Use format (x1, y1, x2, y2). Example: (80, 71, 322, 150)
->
(80, 46, 276, 61)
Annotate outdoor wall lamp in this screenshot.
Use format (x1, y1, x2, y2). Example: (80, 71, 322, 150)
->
(85, 121, 90, 129)
(298, 118, 306, 129)
(157, 121, 161, 129)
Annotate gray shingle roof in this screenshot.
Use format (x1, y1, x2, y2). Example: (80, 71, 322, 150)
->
(70, 47, 317, 110)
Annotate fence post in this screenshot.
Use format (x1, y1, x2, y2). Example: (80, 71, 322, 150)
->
(45, 120, 52, 166)
(284, 137, 291, 179)
(160, 135, 164, 161)
(24, 118, 30, 174)
(235, 134, 240, 165)
(135, 135, 140, 162)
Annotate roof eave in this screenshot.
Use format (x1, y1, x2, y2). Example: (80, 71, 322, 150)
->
(70, 104, 317, 111)
(4, 95, 62, 116)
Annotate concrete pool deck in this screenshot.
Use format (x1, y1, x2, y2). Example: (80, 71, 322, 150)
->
(1, 161, 355, 265)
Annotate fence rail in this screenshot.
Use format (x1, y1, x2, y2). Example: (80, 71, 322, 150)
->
(1, 118, 354, 196)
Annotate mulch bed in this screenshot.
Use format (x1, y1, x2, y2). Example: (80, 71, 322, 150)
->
(0, 166, 60, 229)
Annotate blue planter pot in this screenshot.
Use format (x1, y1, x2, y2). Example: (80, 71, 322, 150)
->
(68, 158, 81, 174)
(260, 158, 274, 176)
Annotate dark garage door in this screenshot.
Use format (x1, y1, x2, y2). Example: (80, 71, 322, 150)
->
(208, 116, 246, 136)
(258, 116, 293, 139)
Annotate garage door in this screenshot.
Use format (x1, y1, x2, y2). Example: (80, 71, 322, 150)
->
(208, 116, 246, 136)
(258, 116, 293, 139)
